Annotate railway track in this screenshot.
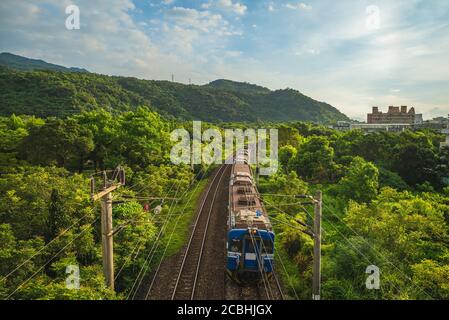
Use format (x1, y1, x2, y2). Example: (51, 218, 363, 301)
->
(225, 270, 285, 300)
(170, 165, 229, 300)
(261, 272, 285, 300)
(144, 163, 285, 301)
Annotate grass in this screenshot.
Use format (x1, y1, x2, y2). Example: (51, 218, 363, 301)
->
(154, 178, 209, 260)
(274, 242, 305, 300)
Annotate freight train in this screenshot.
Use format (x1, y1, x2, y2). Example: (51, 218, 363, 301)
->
(226, 150, 275, 283)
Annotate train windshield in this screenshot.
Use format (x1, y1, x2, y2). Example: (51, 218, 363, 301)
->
(230, 239, 242, 252)
(245, 239, 257, 253)
(261, 240, 274, 254)
(244, 238, 273, 254)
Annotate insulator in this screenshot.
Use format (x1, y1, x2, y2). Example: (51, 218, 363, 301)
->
(154, 205, 162, 215)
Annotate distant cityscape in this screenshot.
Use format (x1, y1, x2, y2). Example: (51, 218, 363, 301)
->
(333, 106, 447, 131)
(331, 105, 449, 149)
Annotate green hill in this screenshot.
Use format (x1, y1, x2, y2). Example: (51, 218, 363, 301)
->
(0, 57, 349, 123)
(206, 79, 270, 94)
(0, 52, 88, 73)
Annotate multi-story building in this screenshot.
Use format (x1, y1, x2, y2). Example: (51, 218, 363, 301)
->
(367, 106, 423, 124)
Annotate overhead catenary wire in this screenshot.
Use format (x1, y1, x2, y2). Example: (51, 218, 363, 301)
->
(242, 165, 272, 300)
(261, 198, 314, 235)
(264, 192, 420, 299)
(125, 179, 182, 297)
(242, 178, 284, 300)
(190, 166, 228, 300)
(6, 218, 99, 299)
(274, 249, 300, 300)
(318, 212, 408, 298)
(321, 201, 434, 300)
(145, 164, 216, 299)
(127, 179, 184, 299)
(169, 165, 226, 300)
(247, 228, 271, 299)
(259, 195, 317, 300)
(1, 211, 94, 283)
(128, 165, 212, 299)
(139, 166, 214, 299)
(114, 236, 146, 281)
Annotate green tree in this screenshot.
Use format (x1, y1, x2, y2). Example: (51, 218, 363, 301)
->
(411, 260, 449, 299)
(45, 189, 70, 243)
(291, 136, 337, 182)
(337, 157, 379, 203)
(73, 109, 117, 170)
(114, 107, 170, 171)
(392, 143, 439, 187)
(20, 119, 94, 172)
(378, 167, 409, 191)
(278, 145, 297, 173)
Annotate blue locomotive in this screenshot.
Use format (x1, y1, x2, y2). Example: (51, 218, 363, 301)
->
(227, 154, 275, 282)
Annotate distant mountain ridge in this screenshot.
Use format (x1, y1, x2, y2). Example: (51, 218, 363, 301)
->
(206, 79, 270, 94)
(0, 52, 88, 73)
(0, 53, 349, 123)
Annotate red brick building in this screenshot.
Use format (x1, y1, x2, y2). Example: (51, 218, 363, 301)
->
(367, 106, 423, 124)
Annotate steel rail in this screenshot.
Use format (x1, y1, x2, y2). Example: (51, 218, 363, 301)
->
(170, 165, 226, 300)
(190, 165, 228, 299)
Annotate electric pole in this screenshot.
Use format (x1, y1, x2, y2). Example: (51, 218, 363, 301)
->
(263, 191, 323, 300)
(312, 190, 322, 300)
(101, 191, 114, 290)
(91, 166, 125, 291)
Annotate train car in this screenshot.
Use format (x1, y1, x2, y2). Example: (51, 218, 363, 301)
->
(226, 152, 275, 283)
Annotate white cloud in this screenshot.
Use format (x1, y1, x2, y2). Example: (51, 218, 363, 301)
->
(168, 7, 225, 33)
(225, 50, 242, 57)
(0, 0, 193, 81)
(201, 2, 212, 9)
(1, 0, 448, 118)
(284, 3, 312, 11)
(160, 6, 241, 58)
(201, 0, 246, 14)
(218, 0, 248, 15)
(268, 2, 275, 12)
(294, 48, 320, 56)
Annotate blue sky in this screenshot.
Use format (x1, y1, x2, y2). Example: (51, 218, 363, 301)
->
(1, 0, 449, 120)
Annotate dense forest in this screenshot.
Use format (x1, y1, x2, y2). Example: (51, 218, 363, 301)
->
(0, 108, 221, 299)
(0, 108, 448, 299)
(260, 123, 449, 299)
(0, 55, 348, 123)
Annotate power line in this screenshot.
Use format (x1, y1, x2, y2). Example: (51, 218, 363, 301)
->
(1, 212, 94, 282)
(126, 180, 184, 299)
(134, 166, 214, 299)
(6, 218, 99, 299)
(321, 201, 434, 299)
(145, 165, 213, 299)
